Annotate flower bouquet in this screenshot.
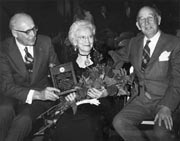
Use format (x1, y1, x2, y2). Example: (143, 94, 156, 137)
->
(35, 63, 133, 136)
(38, 63, 132, 118)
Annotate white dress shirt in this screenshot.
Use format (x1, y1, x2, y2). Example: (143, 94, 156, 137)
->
(143, 30, 161, 57)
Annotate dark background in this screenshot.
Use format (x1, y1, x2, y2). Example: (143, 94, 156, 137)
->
(0, 0, 180, 41)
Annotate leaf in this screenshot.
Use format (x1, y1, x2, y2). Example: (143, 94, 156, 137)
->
(117, 88, 128, 96)
(104, 76, 117, 86)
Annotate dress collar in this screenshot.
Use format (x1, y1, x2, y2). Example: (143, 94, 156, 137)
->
(76, 54, 93, 68)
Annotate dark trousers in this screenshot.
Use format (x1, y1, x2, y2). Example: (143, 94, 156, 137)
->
(0, 95, 15, 141)
(52, 97, 120, 141)
(0, 95, 52, 141)
(53, 103, 104, 141)
(113, 95, 177, 141)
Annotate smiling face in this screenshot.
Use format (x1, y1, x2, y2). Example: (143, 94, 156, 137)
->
(76, 27, 94, 55)
(136, 6, 161, 38)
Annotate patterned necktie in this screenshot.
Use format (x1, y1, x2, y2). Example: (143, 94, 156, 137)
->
(141, 40, 151, 71)
(24, 47, 34, 72)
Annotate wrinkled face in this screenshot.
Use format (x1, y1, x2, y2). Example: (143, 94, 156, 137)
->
(136, 7, 161, 38)
(76, 27, 94, 55)
(12, 16, 38, 46)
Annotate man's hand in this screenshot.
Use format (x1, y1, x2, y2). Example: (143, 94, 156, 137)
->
(33, 87, 60, 101)
(154, 106, 173, 130)
(87, 87, 108, 99)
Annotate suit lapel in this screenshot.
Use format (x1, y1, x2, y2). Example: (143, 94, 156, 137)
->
(133, 36, 144, 71)
(148, 33, 165, 66)
(8, 39, 28, 78)
(31, 38, 42, 83)
(132, 33, 166, 72)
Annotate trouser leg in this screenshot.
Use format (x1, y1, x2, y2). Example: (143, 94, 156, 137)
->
(153, 108, 180, 141)
(5, 113, 32, 141)
(0, 96, 15, 140)
(113, 96, 154, 141)
(5, 100, 52, 141)
(153, 124, 175, 141)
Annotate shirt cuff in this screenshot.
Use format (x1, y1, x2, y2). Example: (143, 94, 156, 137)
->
(26, 90, 35, 104)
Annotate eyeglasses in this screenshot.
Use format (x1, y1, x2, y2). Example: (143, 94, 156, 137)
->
(13, 26, 38, 35)
(77, 35, 93, 41)
(138, 16, 155, 25)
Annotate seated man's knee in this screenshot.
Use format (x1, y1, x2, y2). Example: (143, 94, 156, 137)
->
(0, 103, 15, 121)
(14, 114, 32, 128)
(4, 115, 32, 141)
(113, 114, 127, 131)
(0, 96, 17, 119)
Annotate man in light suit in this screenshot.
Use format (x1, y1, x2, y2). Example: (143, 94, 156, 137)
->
(0, 13, 60, 141)
(109, 5, 180, 141)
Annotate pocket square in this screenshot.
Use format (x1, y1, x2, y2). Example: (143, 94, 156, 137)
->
(159, 51, 171, 61)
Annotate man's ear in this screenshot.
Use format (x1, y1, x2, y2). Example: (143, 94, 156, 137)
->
(11, 30, 18, 38)
(136, 21, 141, 30)
(157, 15, 161, 25)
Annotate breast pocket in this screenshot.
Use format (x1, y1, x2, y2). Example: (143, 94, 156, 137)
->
(148, 60, 169, 79)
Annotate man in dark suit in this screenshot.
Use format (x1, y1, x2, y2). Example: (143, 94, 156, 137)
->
(0, 13, 60, 141)
(109, 6, 180, 141)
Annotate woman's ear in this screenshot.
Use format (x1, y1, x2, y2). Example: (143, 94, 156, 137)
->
(73, 43, 78, 51)
(74, 46, 77, 51)
(73, 40, 78, 50)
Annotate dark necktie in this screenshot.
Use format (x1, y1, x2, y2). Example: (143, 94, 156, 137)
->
(24, 47, 34, 72)
(141, 40, 151, 71)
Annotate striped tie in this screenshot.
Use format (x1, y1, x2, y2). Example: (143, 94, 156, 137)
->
(24, 47, 34, 72)
(141, 40, 151, 71)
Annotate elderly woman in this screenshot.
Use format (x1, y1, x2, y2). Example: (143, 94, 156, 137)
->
(67, 20, 104, 76)
(53, 20, 118, 141)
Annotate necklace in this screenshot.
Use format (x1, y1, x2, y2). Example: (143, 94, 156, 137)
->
(78, 53, 91, 66)
(78, 52, 90, 57)
(76, 53, 93, 68)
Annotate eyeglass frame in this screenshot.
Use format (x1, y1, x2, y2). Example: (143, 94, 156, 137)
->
(77, 35, 94, 41)
(13, 25, 38, 35)
(137, 14, 157, 26)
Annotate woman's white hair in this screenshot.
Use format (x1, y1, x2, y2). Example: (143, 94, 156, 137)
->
(68, 20, 96, 47)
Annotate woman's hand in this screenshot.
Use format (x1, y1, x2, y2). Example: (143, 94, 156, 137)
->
(87, 87, 108, 99)
(65, 92, 76, 102)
